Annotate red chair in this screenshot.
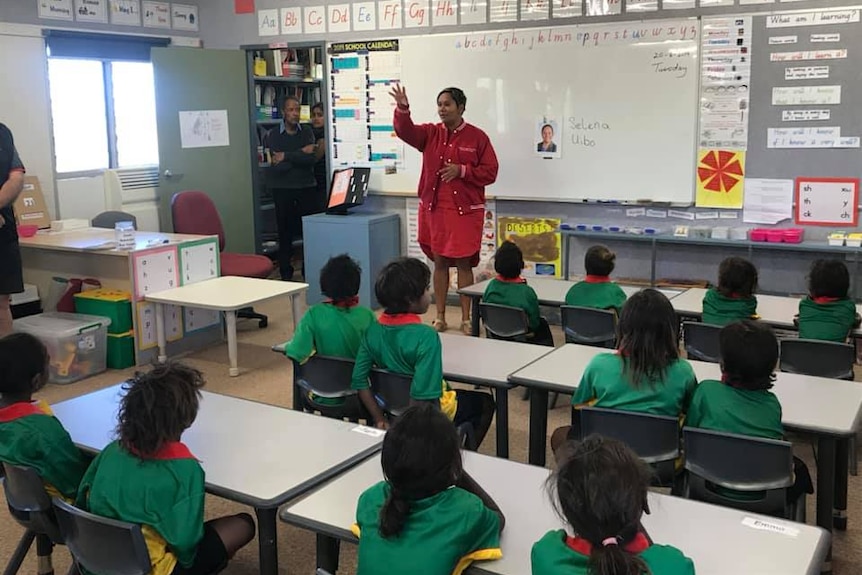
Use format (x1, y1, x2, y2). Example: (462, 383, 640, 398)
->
(171, 190, 274, 328)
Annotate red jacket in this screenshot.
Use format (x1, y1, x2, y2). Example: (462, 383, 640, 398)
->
(393, 106, 498, 215)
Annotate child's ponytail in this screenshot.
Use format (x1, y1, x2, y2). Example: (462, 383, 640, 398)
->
(378, 487, 411, 538)
(589, 533, 649, 575)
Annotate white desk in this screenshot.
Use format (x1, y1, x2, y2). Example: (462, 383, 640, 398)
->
(508, 344, 862, 566)
(671, 287, 862, 336)
(280, 451, 829, 575)
(146, 276, 308, 376)
(458, 277, 682, 336)
(51, 385, 384, 575)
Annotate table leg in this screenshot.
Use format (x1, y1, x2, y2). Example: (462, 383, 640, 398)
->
(226, 310, 239, 377)
(834, 438, 849, 531)
(562, 235, 570, 280)
(291, 293, 306, 331)
(816, 437, 836, 574)
(495, 387, 509, 459)
(255, 507, 279, 575)
(155, 303, 167, 363)
(528, 388, 549, 467)
(316, 533, 341, 574)
(471, 297, 480, 337)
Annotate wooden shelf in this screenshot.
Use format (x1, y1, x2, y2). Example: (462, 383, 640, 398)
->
(253, 76, 321, 87)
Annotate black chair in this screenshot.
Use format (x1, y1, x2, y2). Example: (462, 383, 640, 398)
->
(779, 338, 855, 380)
(53, 498, 151, 575)
(479, 302, 529, 342)
(369, 368, 476, 449)
(579, 407, 681, 489)
(2, 463, 67, 575)
(683, 321, 723, 363)
(291, 355, 364, 421)
(91, 211, 137, 230)
(560, 305, 616, 348)
(683, 427, 804, 521)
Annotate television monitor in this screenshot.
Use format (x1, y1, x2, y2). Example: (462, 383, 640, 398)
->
(326, 167, 370, 215)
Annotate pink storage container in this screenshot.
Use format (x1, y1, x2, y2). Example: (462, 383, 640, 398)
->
(766, 230, 785, 243)
(782, 228, 804, 243)
(750, 229, 768, 242)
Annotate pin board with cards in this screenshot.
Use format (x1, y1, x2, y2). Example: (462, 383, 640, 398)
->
(795, 177, 859, 226)
(131, 245, 180, 300)
(178, 238, 220, 286)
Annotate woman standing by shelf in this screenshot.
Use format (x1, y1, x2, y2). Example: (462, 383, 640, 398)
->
(310, 102, 328, 212)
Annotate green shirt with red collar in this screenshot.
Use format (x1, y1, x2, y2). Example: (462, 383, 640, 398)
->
(483, 275, 542, 331)
(77, 440, 205, 575)
(701, 287, 758, 326)
(685, 379, 783, 440)
(350, 313, 457, 419)
(531, 530, 695, 575)
(0, 400, 89, 501)
(564, 276, 626, 314)
(797, 296, 858, 342)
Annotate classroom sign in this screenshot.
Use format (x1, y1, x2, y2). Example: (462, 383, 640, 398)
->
(695, 148, 746, 209)
(497, 216, 562, 278)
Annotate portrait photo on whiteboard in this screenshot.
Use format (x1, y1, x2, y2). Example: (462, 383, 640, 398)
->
(534, 119, 561, 159)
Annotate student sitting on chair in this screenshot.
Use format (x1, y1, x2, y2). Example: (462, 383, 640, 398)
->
(0, 333, 89, 501)
(532, 435, 695, 575)
(353, 404, 505, 575)
(351, 258, 496, 450)
(550, 289, 697, 454)
(483, 240, 554, 346)
(702, 256, 759, 326)
(284, 254, 377, 412)
(795, 259, 861, 342)
(77, 363, 255, 575)
(564, 245, 627, 314)
(685, 320, 813, 503)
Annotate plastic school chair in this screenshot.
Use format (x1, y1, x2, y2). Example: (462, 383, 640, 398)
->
(53, 498, 152, 575)
(560, 305, 617, 348)
(291, 355, 365, 421)
(683, 427, 805, 522)
(171, 190, 274, 329)
(479, 302, 530, 341)
(579, 407, 681, 491)
(682, 321, 723, 363)
(369, 368, 477, 450)
(2, 463, 70, 575)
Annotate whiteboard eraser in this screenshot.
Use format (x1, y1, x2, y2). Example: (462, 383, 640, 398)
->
(50, 219, 90, 232)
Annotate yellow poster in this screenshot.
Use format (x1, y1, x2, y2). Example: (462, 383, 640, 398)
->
(497, 216, 561, 278)
(695, 149, 745, 209)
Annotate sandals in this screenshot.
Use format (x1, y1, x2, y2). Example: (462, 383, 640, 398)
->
(460, 320, 472, 336)
(432, 318, 448, 332)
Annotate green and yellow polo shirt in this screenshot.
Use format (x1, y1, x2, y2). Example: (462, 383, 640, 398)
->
(531, 530, 695, 575)
(701, 287, 758, 326)
(564, 276, 627, 314)
(353, 480, 502, 575)
(77, 440, 205, 575)
(483, 275, 543, 332)
(797, 296, 858, 342)
(686, 379, 783, 440)
(571, 353, 697, 416)
(0, 400, 89, 501)
(351, 313, 457, 419)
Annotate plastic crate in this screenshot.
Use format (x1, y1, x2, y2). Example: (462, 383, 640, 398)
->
(74, 289, 132, 335)
(107, 330, 135, 370)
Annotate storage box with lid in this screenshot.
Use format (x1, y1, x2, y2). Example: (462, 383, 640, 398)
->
(107, 331, 135, 369)
(73, 289, 132, 334)
(13, 312, 112, 384)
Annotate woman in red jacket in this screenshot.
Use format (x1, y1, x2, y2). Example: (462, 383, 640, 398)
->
(389, 85, 499, 334)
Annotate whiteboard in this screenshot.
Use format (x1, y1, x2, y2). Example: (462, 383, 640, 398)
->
(360, 19, 700, 203)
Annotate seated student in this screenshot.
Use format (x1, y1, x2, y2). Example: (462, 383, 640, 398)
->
(702, 256, 759, 326)
(532, 435, 695, 575)
(482, 240, 554, 346)
(284, 254, 377, 412)
(354, 404, 504, 575)
(564, 245, 627, 314)
(0, 333, 88, 501)
(77, 363, 255, 575)
(550, 289, 697, 452)
(351, 257, 496, 450)
(686, 320, 813, 502)
(796, 259, 861, 342)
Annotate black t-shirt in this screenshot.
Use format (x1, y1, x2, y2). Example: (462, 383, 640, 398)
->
(0, 123, 24, 242)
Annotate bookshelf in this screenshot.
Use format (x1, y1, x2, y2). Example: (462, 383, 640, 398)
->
(243, 43, 327, 260)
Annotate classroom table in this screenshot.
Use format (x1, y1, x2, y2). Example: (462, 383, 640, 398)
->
(280, 450, 830, 575)
(457, 277, 682, 336)
(508, 344, 862, 572)
(146, 276, 308, 376)
(670, 287, 862, 336)
(272, 333, 554, 459)
(51, 385, 384, 575)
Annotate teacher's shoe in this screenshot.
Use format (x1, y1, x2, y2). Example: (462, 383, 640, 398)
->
(432, 318, 448, 332)
(460, 320, 472, 336)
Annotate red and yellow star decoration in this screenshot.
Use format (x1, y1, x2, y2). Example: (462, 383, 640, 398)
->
(695, 149, 746, 209)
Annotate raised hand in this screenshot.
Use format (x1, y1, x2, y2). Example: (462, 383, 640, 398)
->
(388, 84, 409, 108)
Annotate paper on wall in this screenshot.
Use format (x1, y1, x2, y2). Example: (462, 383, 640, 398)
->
(811, 33, 840, 43)
(719, 211, 739, 219)
(179, 110, 230, 149)
(743, 179, 793, 224)
(668, 210, 695, 220)
(782, 109, 830, 121)
(695, 211, 719, 220)
(772, 85, 841, 106)
(784, 66, 829, 80)
(768, 35, 797, 45)
(646, 209, 667, 218)
(770, 50, 847, 62)
(765, 9, 859, 28)
(626, 207, 646, 217)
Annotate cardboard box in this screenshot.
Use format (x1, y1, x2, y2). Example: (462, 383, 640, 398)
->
(14, 176, 51, 229)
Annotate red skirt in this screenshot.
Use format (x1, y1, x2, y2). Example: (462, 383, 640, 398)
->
(418, 205, 484, 267)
